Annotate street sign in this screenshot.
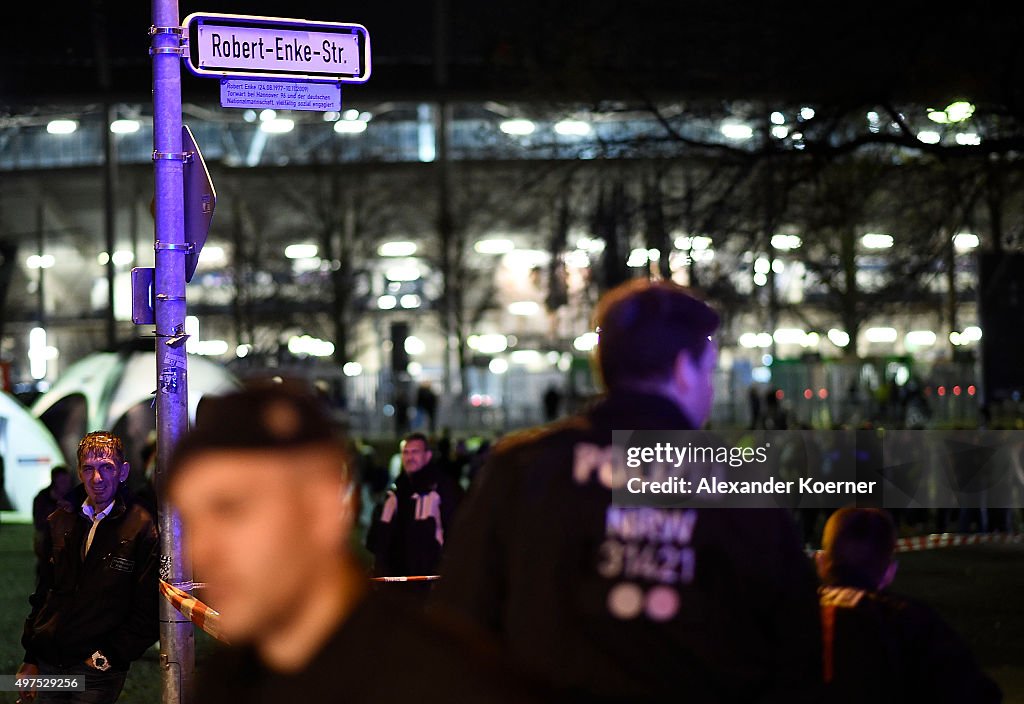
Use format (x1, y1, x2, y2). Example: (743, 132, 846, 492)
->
(183, 13, 371, 84)
(131, 267, 155, 325)
(182, 124, 216, 283)
(220, 78, 341, 111)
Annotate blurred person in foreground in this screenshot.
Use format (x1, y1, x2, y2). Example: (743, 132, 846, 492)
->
(168, 384, 544, 704)
(816, 508, 1001, 703)
(433, 279, 823, 702)
(18, 432, 159, 704)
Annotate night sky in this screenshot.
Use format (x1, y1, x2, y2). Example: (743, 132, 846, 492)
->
(3, 2, 1024, 105)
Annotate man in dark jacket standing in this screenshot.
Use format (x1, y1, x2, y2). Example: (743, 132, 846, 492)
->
(434, 280, 823, 702)
(367, 432, 461, 578)
(17, 431, 159, 704)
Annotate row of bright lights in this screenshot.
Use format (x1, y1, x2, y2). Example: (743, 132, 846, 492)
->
(722, 108, 816, 141)
(159, 329, 991, 374)
(254, 108, 370, 135)
(297, 237, 519, 261)
(764, 232, 978, 252)
(23, 322, 985, 381)
(189, 335, 337, 359)
(97, 251, 135, 267)
(378, 294, 422, 310)
(918, 130, 981, 146)
(369, 230, 978, 274)
(775, 385, 981, 401)
(234, 322, 985, 362)
(738, 326, 981, 349)
(263, 228, 972, 268)
(726, 103, 977, 142)
(284, 242, 427, 284)
(348, 348, 575, 379)
(47, 115, 590, 138)
(37, 102, 980, 141)
(25, 254, 56, 270)
(381, 299, 541, 315)
(280, 231, 981, 262)
(287, 335, 335, 357)
(27, 228, 985, 275)
(498, 119, 592, 137)
(28, 247, 229, 270)
(204, 324, 985, 360)
(272, 121, 367, 136)
(46, 119, 142, 135)
(43, 118, 980, 145)
(858, 232, 981, 251)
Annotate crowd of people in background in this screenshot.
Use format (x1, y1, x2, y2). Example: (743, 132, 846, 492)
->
(14, 279, 1008, 703)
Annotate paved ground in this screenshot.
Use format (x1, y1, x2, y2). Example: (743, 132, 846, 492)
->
(1, 522, 1021, 703)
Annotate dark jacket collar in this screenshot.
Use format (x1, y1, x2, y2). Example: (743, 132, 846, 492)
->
(586, 389, 697, 432)
(396, 461, 441, 493)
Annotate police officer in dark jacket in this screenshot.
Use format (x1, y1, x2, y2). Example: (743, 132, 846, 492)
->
(367, 432, 461, 577)
(17, 432, 159, 704)
(434, 280, 823, 703)
(816, 508, 1001, 703)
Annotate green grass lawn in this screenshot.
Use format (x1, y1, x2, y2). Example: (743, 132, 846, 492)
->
(895, 544, 1024, 703)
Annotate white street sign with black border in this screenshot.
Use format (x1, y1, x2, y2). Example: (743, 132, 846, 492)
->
(183, 13, 371, 84)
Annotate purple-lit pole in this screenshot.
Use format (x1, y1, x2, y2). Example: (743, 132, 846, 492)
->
(151, 1, 194, 703)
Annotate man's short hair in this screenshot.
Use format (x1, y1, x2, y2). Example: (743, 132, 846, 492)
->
(821, 508, 897, 590)
(169, 383, 349, 482)
(77, 432, 126, 466)
(593, 279, 720, 390)
(402, 432, 430, 450)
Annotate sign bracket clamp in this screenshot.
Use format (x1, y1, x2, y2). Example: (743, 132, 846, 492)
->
(149, 25, 187, 57)
(152, 151, 194, 162)
(155, 241, 196, 253)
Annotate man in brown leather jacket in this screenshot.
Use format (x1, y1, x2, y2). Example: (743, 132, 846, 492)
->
(18, 432, 159, 704)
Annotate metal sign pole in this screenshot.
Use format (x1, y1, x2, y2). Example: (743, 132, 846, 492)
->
(151, 1, 194, 703)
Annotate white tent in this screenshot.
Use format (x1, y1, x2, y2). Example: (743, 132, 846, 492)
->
(31, 350, 239, 477)
(0, 392, 65, 523)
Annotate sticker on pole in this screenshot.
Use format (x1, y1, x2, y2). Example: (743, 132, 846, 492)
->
(183, 12, 371, 84)
(220, 79, 341, 111)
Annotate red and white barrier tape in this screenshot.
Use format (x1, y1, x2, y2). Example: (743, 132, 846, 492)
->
(370, 575, 441, 582)
(894, 532, 1024, 553)
(807, 532, 1023, 558)
(159, 579, 227, 643)
(160, 576, 441, 640)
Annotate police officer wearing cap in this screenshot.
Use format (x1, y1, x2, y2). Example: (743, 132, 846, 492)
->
(167, 384, 545, 704)
(434, 279, 824, 703)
